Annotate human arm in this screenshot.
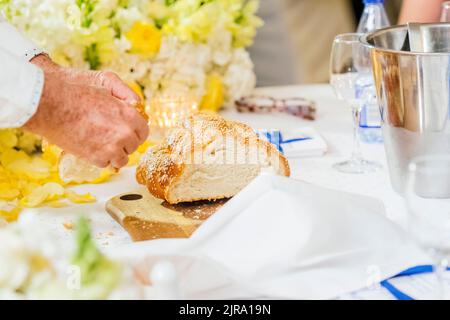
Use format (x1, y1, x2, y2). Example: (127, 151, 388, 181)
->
(398, 0, 445, 24)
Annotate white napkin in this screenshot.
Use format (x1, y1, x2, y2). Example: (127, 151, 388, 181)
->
(257, 127, 327, 158)
(109, 174, 428, 300)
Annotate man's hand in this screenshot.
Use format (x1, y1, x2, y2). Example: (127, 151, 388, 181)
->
(25, 55, 148, 168)
(31, 54, 140, 105)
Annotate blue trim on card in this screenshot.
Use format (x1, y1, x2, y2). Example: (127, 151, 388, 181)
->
(380, 280, 414, 300)
(381, 265, 450, 300)
(258, 131, 312, 155)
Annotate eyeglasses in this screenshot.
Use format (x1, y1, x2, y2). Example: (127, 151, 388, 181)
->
(235, 95, 316, 120)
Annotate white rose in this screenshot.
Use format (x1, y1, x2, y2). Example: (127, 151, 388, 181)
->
(0, 230, 30, 291)
(223, 49, 256, 105)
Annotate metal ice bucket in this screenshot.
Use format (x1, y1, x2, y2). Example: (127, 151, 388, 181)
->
(361, 24, 450, 194)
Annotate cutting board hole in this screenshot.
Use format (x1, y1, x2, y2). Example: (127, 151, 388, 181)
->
(120, 194, 143, 201)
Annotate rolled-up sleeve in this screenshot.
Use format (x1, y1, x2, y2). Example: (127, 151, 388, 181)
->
(0, 14, 43, 61)
(0, 14, 44, 128)
(0, 48, 44, 128)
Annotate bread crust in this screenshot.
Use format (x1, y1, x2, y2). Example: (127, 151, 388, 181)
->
(136, 113, 290, 203)
(136, 143, 183, 201)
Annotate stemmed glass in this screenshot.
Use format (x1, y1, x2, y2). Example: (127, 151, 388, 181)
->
(329, 33, 381, 174)
(405, 155, 450, 299)
(441, 1, 450, 22)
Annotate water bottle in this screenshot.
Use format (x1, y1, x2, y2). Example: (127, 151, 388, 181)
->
(357, 0, 390, 34)
(356, 0, 390, 144)
(355, 74, 384, 143)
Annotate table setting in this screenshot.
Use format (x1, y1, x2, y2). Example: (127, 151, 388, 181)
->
(0, 0, 450, 302)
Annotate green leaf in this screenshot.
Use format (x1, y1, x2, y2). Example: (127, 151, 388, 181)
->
(76, 0, 97, 28)
(72, 217, 121, 299)
(154, 18, 168, 30)
(165, 0, 178, 6)
(85, 44, 101, 70)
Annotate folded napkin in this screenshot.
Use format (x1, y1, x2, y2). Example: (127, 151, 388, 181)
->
(256, 127, 327, 158)
(109, 174, 428, 300)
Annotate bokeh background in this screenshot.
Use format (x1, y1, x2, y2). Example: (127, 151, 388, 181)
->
(250, 0, 403, 86)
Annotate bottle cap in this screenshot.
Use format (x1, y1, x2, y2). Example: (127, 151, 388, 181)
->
(363, 0, 384, 4)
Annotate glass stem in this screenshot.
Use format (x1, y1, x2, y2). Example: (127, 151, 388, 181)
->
(433, 250, 448, 299)
(350, 106, 362, 163)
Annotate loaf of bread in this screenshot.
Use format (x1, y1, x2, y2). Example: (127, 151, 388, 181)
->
(136, 113, 290, 204)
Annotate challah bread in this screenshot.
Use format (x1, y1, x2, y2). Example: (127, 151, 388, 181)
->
(137, 113, 290, 204)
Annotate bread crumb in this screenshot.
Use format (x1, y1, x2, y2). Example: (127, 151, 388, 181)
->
(63, 222, 74, 230)
(96, 231, 114, 239)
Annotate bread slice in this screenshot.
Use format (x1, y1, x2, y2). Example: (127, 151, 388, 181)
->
(58, 152, 103, 184)
(137, 113, 290, 204)
(58, 102, 147, 184)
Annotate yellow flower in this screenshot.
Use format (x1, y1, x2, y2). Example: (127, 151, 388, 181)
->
(16, 130, 41, 154)
(20, 182, 65, 208)
(64, 190, 96, 204)
(75, 27, 118, 69)
(0, 129, 18, 151)
(1, 150, 51, 181)
(0, 129, 40, 157)
(0, 201, 21, 222)
(0, 136, 106, 221)
(200, 74, 224, 112)
(50, 49, 72, 68)
(126, 22, 162, 58)
(147, 2, 172, 20)
(83, 168, 113, 185)
(126, 80, 144, 101)
(41, 141, 62, 167)
(127, 140, 155, 166)
(0, 183, 20, 200)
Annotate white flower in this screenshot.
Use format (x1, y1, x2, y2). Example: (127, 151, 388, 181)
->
(0, 218, 66, 298)
(223, 48, 256, 104)
(0, 228, 31, 291)
(144, 36, 212, 100)
(113, 7, 146, 32)
(208, 26, 233, 66)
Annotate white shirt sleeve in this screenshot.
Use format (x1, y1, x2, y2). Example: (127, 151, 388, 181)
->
(0, 48, 44, 128)
(0, 14, 45, 128)
(0, 14, 43, 61)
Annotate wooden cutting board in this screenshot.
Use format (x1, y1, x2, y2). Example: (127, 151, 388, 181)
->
(105, 189, 228, 242)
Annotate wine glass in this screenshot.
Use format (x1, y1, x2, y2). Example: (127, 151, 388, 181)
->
(405, 154, 450, 299)
(329, 33, 381, 174)
(441, 1, 450, 22)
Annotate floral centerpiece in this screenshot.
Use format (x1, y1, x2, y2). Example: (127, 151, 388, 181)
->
(1, 0, 262, 109)
(0, 0, 262, 222)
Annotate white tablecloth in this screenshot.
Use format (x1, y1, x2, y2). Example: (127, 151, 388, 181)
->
(21, 84, 411, 299)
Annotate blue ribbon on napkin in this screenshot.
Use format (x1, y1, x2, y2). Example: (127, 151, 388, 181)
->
(257, 130, 312, 154)
(381, 265, 450, 300)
